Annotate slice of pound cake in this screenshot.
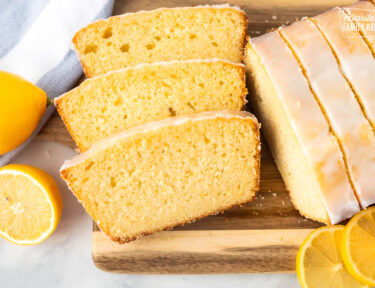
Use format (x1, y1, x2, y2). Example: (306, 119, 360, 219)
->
(245, 33, 360, 224)
(55, 60, 247, 152)
(72, 5, 248, 77)
(60, 111, 260, 243)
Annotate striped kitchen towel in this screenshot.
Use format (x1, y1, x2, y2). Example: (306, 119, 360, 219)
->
(0, 0, 114, 166)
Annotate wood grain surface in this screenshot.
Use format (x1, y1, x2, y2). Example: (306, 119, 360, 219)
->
(37, 0, 357, 274)
(93, 228, 313, 274)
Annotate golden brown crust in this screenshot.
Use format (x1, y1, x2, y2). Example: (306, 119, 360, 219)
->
(72, 19, 103, 78)
(55, 98, 85, 151)
(72, 34, 95, 78)
(229, 62, 248, 108)
(239, 10, 248, 62)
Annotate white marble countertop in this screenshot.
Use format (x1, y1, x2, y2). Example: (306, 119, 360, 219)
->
(0, 140, 301, 288)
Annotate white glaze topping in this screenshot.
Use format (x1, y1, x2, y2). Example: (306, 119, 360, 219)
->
(60, 111, 259, 170)
(54, 58, 245, 104)
(249, 32, 360, 223)
(312, 8, 375, 131)
(281, 18, 375, 208)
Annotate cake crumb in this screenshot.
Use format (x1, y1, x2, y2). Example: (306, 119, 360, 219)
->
(272, 15, 278, 20)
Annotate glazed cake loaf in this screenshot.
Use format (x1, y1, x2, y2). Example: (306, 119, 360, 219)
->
(245, 32, 360, 224)
(60, 111, 260, 243)
(72, 5, 248, 77)
(280, 18, 375, 209)
(312, 7, 375, 131)
(55, 60, 247, 151)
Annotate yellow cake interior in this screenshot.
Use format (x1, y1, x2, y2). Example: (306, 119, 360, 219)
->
(56, 60, 247, 151)
(73, 6, 247, 77)
(61, 113, 260, 243)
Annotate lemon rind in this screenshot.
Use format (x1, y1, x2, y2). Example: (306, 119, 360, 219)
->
(342, 207, 375, 286)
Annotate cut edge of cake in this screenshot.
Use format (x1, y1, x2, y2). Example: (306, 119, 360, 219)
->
(60, 110, 259, 170)
(60, 110, 261, 243)
(72, 4, 246, 47)
(54, 58, 245, 103)
(55, 58, 248, 152)
(72, 5, 248, 77)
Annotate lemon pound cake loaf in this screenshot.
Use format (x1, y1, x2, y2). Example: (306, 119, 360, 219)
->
(280, 19, 375, 209)
(60, 111, 260, 243)
(55, 60, 247, 152)
(312, 8, 375, 131)
(72, 5, 248, 77)
(245, 33, 360, 224)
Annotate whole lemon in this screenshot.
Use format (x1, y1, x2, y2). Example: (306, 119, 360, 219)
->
(0, 71, 46, 155)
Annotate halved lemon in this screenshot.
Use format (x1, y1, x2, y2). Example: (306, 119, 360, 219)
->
(341, 207, 375, 286)
(297, 225, 368, 288)
(0, 164, 62, 245)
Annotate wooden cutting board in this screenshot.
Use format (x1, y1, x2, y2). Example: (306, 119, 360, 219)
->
(37, 0, 357, 274)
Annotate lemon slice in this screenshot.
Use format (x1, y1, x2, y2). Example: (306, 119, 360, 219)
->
(341, 207, 375, 286)
(0, 164, 62, 245)
(297, 225, 368, 288)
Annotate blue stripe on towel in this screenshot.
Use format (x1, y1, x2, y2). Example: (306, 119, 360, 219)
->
(36, 0, 115, 97)
(0, 0, 114, 166)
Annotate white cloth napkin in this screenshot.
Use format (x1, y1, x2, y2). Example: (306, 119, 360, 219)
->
(0, 0, 114, 166)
